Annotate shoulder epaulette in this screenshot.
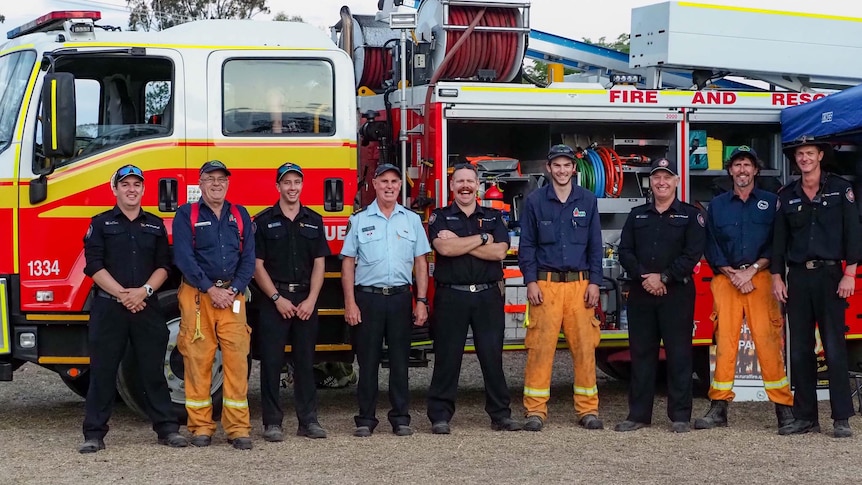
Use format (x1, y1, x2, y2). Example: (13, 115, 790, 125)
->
(253, 206, 274, 220)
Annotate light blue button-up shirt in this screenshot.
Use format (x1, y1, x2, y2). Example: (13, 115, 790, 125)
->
(341, 200, 431, 287)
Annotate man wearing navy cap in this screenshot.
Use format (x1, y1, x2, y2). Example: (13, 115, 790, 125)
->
(173, 160, 256, 449)
(341, 163, 431, 437)
(615, 158, 705, 433)
(252, 162, 330, 441)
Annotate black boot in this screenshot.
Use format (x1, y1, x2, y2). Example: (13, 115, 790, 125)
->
(693, 400, 728, 429)
(775, 404, 794, 428)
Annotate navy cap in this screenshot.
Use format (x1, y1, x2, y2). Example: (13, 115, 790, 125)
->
(650, 158, 677, 176)
(374, 163, 402, 178)
(200, 160, 231, 177)
(276, 162, 303, 182)
(114, 164, 144, 185)
(547, 144, 576, 161)
(729, 145, 759, 163)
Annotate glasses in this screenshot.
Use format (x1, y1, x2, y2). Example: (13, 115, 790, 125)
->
(201, 176, 229, 184)
(452, 162, 478, 173)
(116, 165, 143, 178)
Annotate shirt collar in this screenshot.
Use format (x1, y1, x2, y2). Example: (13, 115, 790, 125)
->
(446, 201, 484, 217)
(111, 205, 144, 220)
(543, 183, 582, 204)
(792, 172, 830, 197)
(368, 199, 407, 217)
(730, 188, 763, 202)
(649, 198, 682, 214)
(272, 202, 308, 220)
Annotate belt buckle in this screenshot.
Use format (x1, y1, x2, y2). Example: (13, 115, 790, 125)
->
(215, 279, 225, 288)
(805, 261, 816, 270)
(382, 286, 392, 296)
(469, 284, 477, 292)
(288, 283, 299, 292)
(738, 264, 749, 270)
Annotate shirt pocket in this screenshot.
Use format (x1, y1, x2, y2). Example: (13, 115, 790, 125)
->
(263, 223, 289, 241)
(538, 220, 556, 244)
(395, 226, 418, 262)
(138, 225, 163, 250)
(570, 217, 589, 244)
(357, 229, 385, 263)
(103, 224, 128, 240)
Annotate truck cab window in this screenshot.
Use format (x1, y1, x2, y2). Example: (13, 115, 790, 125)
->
(33, 55, 174, 170)
(222, 59, 334, 136)
(0, 50, 37, 155)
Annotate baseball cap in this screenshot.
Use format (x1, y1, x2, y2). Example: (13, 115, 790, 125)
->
(199, 160, 231, 177)
(114, 164, 144, 185)
(547, 144, 576, 161)
(650, 158, 678, 176)
(276, 162, 304, 182)
(729, 145, 759, 163)
(374, 163, 402, 178)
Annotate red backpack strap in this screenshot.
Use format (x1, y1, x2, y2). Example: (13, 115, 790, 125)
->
(230, 204, 244, 252)
(190, 202, 243, 251)
(190, 202, 200, 248)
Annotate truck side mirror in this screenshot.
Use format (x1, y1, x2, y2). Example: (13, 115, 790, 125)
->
(41, 72, 76, 160)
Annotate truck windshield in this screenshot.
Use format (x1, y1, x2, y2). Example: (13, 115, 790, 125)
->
(0, 50, 37, 151)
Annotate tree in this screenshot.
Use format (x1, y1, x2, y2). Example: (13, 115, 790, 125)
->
(522, 33, 631, 84)
(582, 33, 631, 54)
(0, 14, 5, 23)
(127, 0, 270, 31)
(273, 12, 303, 22)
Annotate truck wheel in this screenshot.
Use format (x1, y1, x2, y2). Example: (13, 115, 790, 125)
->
(117, 289, 224, 423)
(60, 370, 91, 398)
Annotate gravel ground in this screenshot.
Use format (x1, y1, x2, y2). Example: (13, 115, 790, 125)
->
(1, 353, 860, 485)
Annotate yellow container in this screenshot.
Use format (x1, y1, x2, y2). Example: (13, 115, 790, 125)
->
(707, 137, 724, 170)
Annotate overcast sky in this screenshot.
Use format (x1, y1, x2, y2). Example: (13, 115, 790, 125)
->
(4, 0, 862, 41)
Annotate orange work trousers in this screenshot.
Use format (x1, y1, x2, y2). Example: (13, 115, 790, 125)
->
(177, 282, 252, 439)
(524, 279, 601, 420)
(709, 272, 793, 405)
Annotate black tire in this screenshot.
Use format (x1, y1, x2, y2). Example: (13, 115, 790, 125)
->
(596, 358, 631, 381)
(60, 370, 91, 398)
(116, 289, 224, 423)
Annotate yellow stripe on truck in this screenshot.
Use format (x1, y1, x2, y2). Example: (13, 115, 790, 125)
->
(50, 79, 58, 151)
(678, 2, 862, 22)
(0, 279, 9, 354)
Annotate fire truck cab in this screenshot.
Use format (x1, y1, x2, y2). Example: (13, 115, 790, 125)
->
(0, 11, 357, 417)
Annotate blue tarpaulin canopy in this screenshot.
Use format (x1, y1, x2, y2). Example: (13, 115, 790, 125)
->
(781, 85, 862, 144)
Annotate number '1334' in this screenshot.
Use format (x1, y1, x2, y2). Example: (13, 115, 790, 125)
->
(27, 260, 60, 276)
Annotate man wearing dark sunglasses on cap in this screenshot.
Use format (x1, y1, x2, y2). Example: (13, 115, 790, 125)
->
(252, 162, 330, 442)
(80, 165, 187, 453)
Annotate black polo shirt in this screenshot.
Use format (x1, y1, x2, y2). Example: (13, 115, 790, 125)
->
(771, 173, 862, 272)
(618, 199, 706, 283)
(253, 203, 331, 284)
(429, 203, 509, 285)
(83, 206, 170, 288)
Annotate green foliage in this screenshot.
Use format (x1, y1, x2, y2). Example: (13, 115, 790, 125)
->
(522, 33, 631, 84)
(145, 81, 171, 120)
(273, 12, 303, 22)
(127, 0, 270, 31)
(582, 33, 631, 54)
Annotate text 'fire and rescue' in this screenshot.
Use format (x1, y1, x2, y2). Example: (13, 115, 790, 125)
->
(609, 91, 827, 106)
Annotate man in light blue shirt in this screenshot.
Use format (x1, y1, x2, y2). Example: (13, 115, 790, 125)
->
(341, 163, 431, 437)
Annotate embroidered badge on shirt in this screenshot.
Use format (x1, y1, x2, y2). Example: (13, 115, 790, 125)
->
(301, 223, 319, 230)
(267, 221, 282, 229)
(847, 187, 856, 203)
(697, 213, 705, 227)
(85, 224, 93, 240)
(756, 200, 768, 210)
(572, 208, 586, 218)
(428, 213, 437, 224)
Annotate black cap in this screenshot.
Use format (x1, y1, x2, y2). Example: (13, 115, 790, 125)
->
(729, 145, 758, 163)
(782, 135, 833, 162)
(200, 160, 231, 177)
(114, 164, 144, 185)
(547, 144, 576, 161)
(276, 162, 303, 182)
(650, 158, 677, 176)
(374, 163, 402, 178)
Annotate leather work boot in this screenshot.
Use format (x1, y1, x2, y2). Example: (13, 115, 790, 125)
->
(491, 417, 522, 431)
(431, 421, 451, 434)
(190, 434, 212, 447)
(613, 420, 647, 432)
(297, 423, 327, 439)
(775, 404, 795, 428)
(228, 436, 253, 450)
(579, 414, 604, 430)
(693, 400, 728, 429)
(523, 415, 544, 432)
(158, 432, 189, 448)
(833, 419, 853, 438)
(393, 425, 414, 436)
(353, 426, 372, 438)
(263, 425, 284, 442)
(78, 438, 106, 454)
(778, 419, 820, 435)
(671, 421, 691, 433)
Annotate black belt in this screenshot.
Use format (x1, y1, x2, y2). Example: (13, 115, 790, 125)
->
(792, 260, 839, 270)
(273, 281, 309, 293)
(356, 284, 410, 296)
(537, 270, 589, 283)
(213, 279, 232, 288)
(736, 263, 754, 270)
(438, 283, 495, 293)
(96, 289, 122, 303)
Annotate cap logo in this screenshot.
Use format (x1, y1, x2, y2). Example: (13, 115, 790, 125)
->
(738, 145, 751, 152)
(659, 159, 668, 167)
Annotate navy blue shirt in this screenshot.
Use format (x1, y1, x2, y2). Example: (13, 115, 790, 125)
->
(173, 200, 255, 292)
(705, 188, 776, 271)
(518, 184, 602, 285)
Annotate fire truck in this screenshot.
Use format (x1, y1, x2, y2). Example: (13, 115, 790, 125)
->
(333, 0, 862, 381)
(0, 11, 357, 417)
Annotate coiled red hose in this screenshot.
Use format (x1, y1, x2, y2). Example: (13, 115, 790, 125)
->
(442, 6, 520, 81)
(359, 46, 393, 91)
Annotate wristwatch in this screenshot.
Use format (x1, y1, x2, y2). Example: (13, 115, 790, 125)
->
(752, 263, 760, 270)
(143, 284, 154, 297)
(480, 233, 489, 245)
(229, 286, 239, 295)
(659, 273, 669, 285)
(416, 297, 429, 305)
(271, 293, 280, 302)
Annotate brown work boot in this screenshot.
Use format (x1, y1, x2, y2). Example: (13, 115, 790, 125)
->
(775, 404, 794, 428)
(693, 400, 728, 429)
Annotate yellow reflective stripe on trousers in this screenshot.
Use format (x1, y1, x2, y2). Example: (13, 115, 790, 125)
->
(711, 380, 734, 391)
(763, 377, 789, 390)
(573, 385, 598, 396)
(185, 398, 212, 409)
(223, 397, 249, 409)
(523, 386, 550, 397)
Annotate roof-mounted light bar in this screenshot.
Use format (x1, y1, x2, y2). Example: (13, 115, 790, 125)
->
(7, 11, 102, 40)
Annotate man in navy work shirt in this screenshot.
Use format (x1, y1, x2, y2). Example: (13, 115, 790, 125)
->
(615, 158, 705, 434)
(173, 160, 256, 450)
(426, 163, 522, 434)
(80, 165, 187, 453)
(341, 163, 431, 438)
(252, 162, 330, 442)
(519, 144, 604, 432)
(697, 146, 793, 431)
(772, 137, 862, 438)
